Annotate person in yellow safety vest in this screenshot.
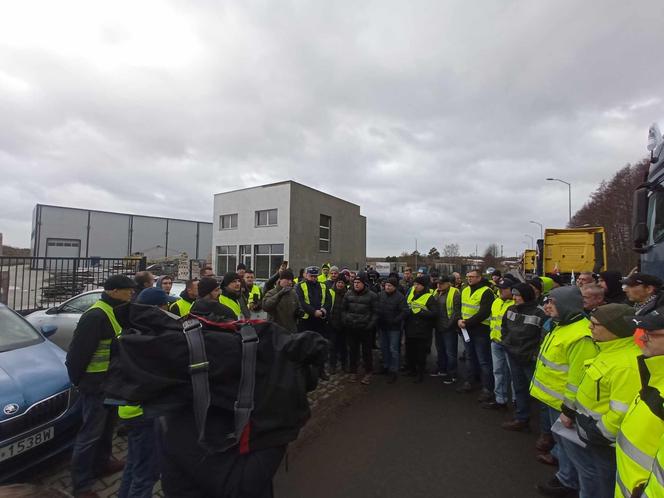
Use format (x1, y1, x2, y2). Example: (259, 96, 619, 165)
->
(65, 275, 134, 496)
(553, 303, 640, 498)
(117, 288, 168, 498)
(318, 263, 331, 283)
(489, 269, 503, 297)
(432, 275, 462, 384)
(614, 312, 664, 498)
(484, 277, 517, 410)
(296, 266, 331, 334)
(169, 279, 199, 317)
(641, 433, 664, 498)
(404, 275, 438, 383)
(220, 272, 250, 319)
(531, 286, 599, 497)
(190, 276, 242, 321)
(243, 269, 263, 313)
(456, 269, 495, 399)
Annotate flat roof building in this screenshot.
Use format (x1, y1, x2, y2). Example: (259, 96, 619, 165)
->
(31, 204, 212, 261)
(213, 181, 366, 279)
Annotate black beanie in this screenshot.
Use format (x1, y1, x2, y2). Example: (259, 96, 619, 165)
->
(386, 277, 399, 288)
(221, 272, 241, 289)
(198, 277, 220, 297)
(414, 275, 429, 287)
(528, 278, 543, 292)
(512, 282, 535, 303)
(279, 269, 294, 281)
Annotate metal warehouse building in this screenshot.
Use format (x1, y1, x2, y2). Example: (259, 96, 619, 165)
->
(31, 204, 213, 261)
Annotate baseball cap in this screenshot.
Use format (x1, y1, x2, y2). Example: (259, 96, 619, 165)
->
(628, 311, 664, 331)
(104, 275, 137, 291)
(305, 266, 320, 276)
(497, 277, 518, 289)
(622, 273, 663, 289)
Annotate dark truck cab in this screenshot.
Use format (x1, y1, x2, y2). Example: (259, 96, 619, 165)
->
(633, 123, 664, 279)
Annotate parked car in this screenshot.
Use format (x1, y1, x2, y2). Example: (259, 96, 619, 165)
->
(25, 289, 103, 352)
(0, 304, 81, 482)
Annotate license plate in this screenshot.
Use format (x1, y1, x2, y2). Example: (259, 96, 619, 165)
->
(0, 426, 54, 462)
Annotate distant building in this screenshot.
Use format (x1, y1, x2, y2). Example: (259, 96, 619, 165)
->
(212, 181, 366, 278)
(31, 204, 212, 261)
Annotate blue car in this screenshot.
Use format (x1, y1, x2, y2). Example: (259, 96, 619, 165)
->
(0, 303, 81, 482)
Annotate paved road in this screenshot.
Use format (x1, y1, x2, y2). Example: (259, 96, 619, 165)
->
(274, 372, 552, 498)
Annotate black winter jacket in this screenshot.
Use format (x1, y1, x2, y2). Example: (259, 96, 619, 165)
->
(434, 288, 462, 332)
(329, 286, 348, 330)
(500, 301, 547, 365)
(342, 288, 378, 331)
(404, 291, 438, 339)
(191, 297, 237, 322)
(66, 292, 126, 394)
(376, 290, 409, 330)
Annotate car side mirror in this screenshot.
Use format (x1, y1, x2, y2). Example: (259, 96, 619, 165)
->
(41, 325, 58, 338)
(633, 187, 650, 252)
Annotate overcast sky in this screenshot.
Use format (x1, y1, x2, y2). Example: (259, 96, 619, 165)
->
(1, 1, 663, 258)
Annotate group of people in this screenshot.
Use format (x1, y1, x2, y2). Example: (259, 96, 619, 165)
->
(62, 258, 664, 498)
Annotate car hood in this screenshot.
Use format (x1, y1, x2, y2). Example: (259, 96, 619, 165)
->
(0, 341, 70, 421)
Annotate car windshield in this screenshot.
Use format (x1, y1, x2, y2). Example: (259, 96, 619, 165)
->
(0, 306, 43, 352)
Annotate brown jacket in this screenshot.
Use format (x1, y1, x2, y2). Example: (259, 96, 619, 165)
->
(262, 285, 302, 333)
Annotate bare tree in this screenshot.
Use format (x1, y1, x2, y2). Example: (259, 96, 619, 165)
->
(442, 243, 460, 258)
(570, 159, 648, 273)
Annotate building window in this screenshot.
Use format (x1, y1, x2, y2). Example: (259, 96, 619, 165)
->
(216, 245, 237, 275)
(319, 214, 331, 252)
(239, 244, 252, 268)
(255, 209, 278, 227)
(253, 244, 284, 279)
(219, 213, 238, 230)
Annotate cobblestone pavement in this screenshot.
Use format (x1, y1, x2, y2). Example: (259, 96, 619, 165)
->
(25, 371, 363, 497)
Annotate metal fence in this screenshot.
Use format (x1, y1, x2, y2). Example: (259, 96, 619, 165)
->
(0, 256, 146, 314)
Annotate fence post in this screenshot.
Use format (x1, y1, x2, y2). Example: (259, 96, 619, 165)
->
(139, 257, 147, 271)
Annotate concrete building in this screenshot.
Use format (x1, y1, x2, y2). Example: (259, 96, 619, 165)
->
(31, 204, 213, 261)
(213, 181, 366, 279)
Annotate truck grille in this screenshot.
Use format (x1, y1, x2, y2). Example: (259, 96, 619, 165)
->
(0, 390, 70, 440)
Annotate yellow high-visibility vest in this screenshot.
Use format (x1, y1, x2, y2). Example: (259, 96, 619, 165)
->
(299, 281, 327, 319)
(85, 301, 121, 373)
(461, 286, 492, 326)
(615, 355, 664, 498)
(489, 297, 515, 342)
(219, 294, 242, 319)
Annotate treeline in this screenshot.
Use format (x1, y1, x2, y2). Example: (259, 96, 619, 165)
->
(570, 158, 649, 274)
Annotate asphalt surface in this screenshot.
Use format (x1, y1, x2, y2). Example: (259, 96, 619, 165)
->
(274, 370, 553, 498)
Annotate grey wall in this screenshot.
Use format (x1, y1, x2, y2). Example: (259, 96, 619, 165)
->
(289, 183, 366, 272)
(31, 204, 212, 261)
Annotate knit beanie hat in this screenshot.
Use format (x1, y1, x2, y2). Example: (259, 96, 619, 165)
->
(386, 277, 399, 288)
(198, 277, 220, 297)
(221, 272, 241, 289)
(591, 303, 635, 338)
(511, 283, 535, 303)
(136, 287, 169, 306)
(279, 269, 294, 281)
(414, 275, 429, 287)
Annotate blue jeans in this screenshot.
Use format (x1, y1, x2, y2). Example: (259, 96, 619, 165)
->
(464, 328, 494, 392)
(560, 430, 599, 498)
(506, 354, 535, 421)
(71, 392, 117, 492)
(491, 342, 512, 404)
(119, 417, 159, 498)
(380, 329, 401, 373)
(434, 329, 459, 376)
(587, 444, 616, 498)
(546, 407, 579, 490)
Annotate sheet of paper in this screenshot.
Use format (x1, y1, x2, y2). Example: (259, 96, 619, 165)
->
(551, 418, 587, 448)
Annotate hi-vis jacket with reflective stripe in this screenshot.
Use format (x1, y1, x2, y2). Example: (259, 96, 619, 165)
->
(529, 316, 597, 411)
(85, 301, 122, 373)
(574, 337, 641, 444)
(407, 287, 433, 314)
(86, 301, 143, 419)
(219, 294, 242, 319)
(615, 355, 664, 498)
(298, 281, 328, 319)
(490, 297, 515, 342)
(642, 433, 664, 498)
(461, 286, 492, 326)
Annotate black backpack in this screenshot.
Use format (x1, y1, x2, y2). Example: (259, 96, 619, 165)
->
(104, 303, 327, 453)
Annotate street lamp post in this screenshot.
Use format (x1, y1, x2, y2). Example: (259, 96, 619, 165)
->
(529, 220, 543, 240)
(546, 178, 572, 225)
(524, 234, 534, 249)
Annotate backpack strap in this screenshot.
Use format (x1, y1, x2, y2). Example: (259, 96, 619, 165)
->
(182, 318, 210, 447)
(228, 324, 259, 449)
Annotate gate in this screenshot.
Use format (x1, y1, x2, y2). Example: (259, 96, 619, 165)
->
(0, 256, 146, 314)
